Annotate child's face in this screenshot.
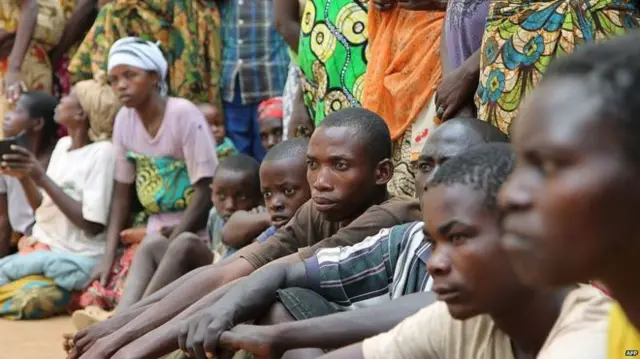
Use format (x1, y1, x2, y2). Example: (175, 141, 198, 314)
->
(200, 104, 225, 145)
(211, 169, 261, 221)
(306, 126, 383, 222)
(259, 117, 283, 151)
(423, 183, 528, 320)
(499, 77, 636, 288)
(260, 156, 311, 228)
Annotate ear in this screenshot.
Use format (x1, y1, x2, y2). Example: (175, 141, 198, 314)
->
(74, 109, 88, 122)
(33, 117, 45, 132)
(374, 158, 394, 186)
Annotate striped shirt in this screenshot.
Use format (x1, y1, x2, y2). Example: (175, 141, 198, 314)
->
(220, 0, 290, 105)
(304, 222, 432, 310)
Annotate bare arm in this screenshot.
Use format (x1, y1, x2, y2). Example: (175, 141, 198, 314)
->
(7, 0, 37, 73)
(318, 343, 364, 359)
(50, 0, 98, 67)
(0, 194, 11, 257)
(272, 292, 434, 350)
(440, 11, 451, 75)
(17, 176, 42, 211)
(98, 258, 255, 351)
(169, 179, 211, 240)
(33, 174, 104, 235)
(221, 210, 271, 249)
(274, 0, 302, 51)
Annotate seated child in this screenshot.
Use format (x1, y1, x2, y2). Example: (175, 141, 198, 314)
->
(0, 92, 60, 257)
(0, 80, 117, 320)
(258, 97, 284, 152)
(111, 154, 263, 313)
(198, 103, 237, 160)
(221, 137, 311, 251)
(321, 144, 611, 359)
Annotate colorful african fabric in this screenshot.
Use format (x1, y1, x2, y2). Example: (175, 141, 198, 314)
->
(0, 0, 66, 138)
(126, 153, 194, 215)
(475, 0, 640, 134)
(68, 0, 222, 108)
(217, 137, 238, 161)
(608, 302, 640, 358)
(298, 0, 369, 125)
(0, 275, 71, 320)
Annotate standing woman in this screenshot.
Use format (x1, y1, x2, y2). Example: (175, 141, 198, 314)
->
(474, 0, 640, 134)
(68, 0, 222, 111)
(91, 38, 218, 298)
(0, 0, 66, 138)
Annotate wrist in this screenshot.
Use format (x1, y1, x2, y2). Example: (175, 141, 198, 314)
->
(270, 323, 292, 351)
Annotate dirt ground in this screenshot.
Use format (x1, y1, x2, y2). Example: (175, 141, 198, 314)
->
(0, 316, 73, 359)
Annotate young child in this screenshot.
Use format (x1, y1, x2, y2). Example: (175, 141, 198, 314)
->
(221, 138, 311, 251)
(208, 154, 264, 260)
(258, 97, 284, 152)
(198, 103, 238, 160)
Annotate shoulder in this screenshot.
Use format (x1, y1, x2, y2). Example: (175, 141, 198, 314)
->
(376, 197, 421, 218)
(87, 140, 115, 155)
(166, 97, 202, 116)
(538, 286, 612, 359)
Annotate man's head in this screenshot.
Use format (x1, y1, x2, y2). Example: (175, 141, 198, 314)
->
(424, 143, 529, 320)
(211, 154, 263, 221)
(306, 108, 393, 222)
(499, 32, 640, 288)
(198, 103, 225, 145)
(261, 138, 312, 228)
(414, 118, 509, 200)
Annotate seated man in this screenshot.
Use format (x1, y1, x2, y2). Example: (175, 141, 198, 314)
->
(498, 34, 640, 353)
(71, 108, 422, 359)
(319, 144, 612, 359)
(169, 118, 508, 358)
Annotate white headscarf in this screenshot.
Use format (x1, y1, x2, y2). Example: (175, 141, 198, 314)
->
(107, 37, 169, 97)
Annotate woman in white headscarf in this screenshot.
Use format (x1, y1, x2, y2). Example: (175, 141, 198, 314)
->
(81, 37, 218, 318)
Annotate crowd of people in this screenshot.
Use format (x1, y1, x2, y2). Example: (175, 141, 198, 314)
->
(1, 0, 640, 358)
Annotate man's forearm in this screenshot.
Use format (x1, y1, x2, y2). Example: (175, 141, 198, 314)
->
(108, 259, 254, 347)
(274, 292, 435, 351)
(116, 281, 241, 359)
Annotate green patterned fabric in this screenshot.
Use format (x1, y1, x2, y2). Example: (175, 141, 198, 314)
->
(298, 0, 369, 125)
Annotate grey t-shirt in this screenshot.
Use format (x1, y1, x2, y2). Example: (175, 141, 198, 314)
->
(0, 175, 35, 234)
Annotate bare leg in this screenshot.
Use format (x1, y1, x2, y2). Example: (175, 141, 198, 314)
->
(117, 234, 170, 311)
(142, 232, 214, 297)
(258, 302, 326, 359)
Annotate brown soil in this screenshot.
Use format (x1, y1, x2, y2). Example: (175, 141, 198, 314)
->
(0, 316, 73, 359)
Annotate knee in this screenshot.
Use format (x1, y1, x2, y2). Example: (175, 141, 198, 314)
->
(166, 232, 206, 260)
(257, 301, 295, 326)
(138, 233, 170, 257)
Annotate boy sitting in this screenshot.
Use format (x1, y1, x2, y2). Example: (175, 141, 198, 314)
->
(71, 108, 421, 359)
(222, 138, 312, 252)
(322, 144, 611, 359)
(114, 154, 263, 311)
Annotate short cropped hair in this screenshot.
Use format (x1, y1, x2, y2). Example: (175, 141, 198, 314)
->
(21, 91, 59, 142)
(428, 143, 514, 211)
(263, 137, 309, 162)
(320, 108, 392, 165)
(542, 31, 640, 166)
(215, 154, 261, 194)
(445, 117, 510, 143)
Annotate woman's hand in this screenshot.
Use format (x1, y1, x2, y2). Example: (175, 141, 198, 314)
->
(119, 227, 147, 245)
(0, 145, 45, 180)
(2, 70, 26, 105)
(288, 87, 314, 138)
(434, 66, 477, 121)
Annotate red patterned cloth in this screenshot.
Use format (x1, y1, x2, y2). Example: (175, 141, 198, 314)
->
(258, 97, 283, 122)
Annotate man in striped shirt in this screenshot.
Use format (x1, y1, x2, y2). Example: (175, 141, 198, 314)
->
(178, 118, 508, 358)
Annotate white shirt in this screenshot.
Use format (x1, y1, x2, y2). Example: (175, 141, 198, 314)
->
(32, 137, 115, 257)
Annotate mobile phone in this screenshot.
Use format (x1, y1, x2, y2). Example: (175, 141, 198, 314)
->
(0, 134, 27, 156)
